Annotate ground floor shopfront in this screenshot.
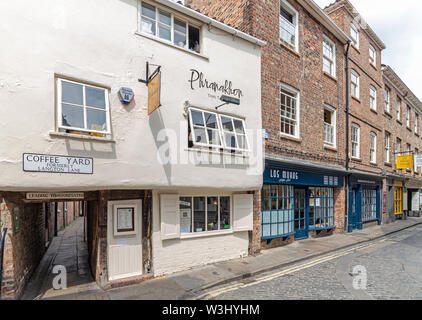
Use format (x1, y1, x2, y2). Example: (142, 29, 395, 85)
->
(260, 160, 347, 249)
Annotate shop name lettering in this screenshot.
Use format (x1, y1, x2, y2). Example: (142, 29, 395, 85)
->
(188, 69, 243, 99)
(269, 169, 299, 181)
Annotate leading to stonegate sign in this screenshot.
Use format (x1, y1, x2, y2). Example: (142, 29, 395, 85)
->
(26, 192, 85, 200)
(23, 153, 93, 174)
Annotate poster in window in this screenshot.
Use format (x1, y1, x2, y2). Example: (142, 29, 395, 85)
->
(117, 207, 135, 232)
(180, 209, 191, 234)
(315, 198, 321, 207)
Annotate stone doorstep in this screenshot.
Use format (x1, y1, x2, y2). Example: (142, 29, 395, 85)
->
(103, 274, 155, 291)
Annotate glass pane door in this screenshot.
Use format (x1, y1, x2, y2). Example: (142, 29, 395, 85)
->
(294, 188, 308, 240)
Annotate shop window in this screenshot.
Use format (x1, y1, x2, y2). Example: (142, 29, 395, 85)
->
(140, 1, 201, 54)
(308, 187, 335, 229)
(179, 196, 231, 234)
(57, 78, 110, 136)
(262, 184, 294, 239)
(187, 107, 249, 152)
(280, 84, 299, 138)
(362, 189, 377, 222)
(279, 0, 298, 51)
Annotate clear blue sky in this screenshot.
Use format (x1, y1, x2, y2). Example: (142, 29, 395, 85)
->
(315, 0, 422, 100)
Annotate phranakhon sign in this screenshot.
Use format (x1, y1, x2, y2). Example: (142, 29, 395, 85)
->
(188, 69, 243, 99)
(23, 153, 93, 174)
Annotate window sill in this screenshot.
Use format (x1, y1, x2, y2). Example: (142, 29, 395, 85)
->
(279, 41, 300, 58)
(279, 133, 302, 143)
(351, 44, 360, 54)
(351, 96, 361, 103)
(135, 31, 209, 61)
(49, 131, 116, 143)
(324, 145, 337, 152)
(407, 126, 412, 132)
(416, 133, 420, 137)
(370, 63, 378, 71)
(185, 148, 249, 158)
(370, 161, 378, 166)
(384, 111, 392, 118)
(351, 157, 362, 162)
(397, 119, 402, 125)
(385, 162, 392, 167)
(370, 108, 378, 114)
(180, 229, 234, 240)
(323, 72, 337, 82)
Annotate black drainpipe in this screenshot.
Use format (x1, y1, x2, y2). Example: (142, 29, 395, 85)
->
(344, 40, 352, 232)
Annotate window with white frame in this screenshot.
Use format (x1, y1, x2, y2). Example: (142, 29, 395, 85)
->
(415, 113, 419, 134)
(280, 84, 299, 137)
(323, 36, 336, 77)
(384, 87, 390, 113)
(396, 96, 402, 121)
(396, 138, 401, 157)
(350, 23, 359, 48)
(324, 106, 336, 147)
(351, 70, 359, 99)
(179, 196, 231, 234)
(57, 78, 111, 135)
(385, 132, 391, 163)
(415, 148, 419, 173)
(279, 0, 298, 51)
(407, 106, 411, 128)
(370, 132, 377, 163)
(351, 124, 360, 159)
(369, 45, 376, 66)
(370, 85, 377, 111)
(188, 108, 249, 152)
(140, 1, 201, 53)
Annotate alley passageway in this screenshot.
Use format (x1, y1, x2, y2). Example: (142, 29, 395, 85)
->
(22, 217, 105, 299)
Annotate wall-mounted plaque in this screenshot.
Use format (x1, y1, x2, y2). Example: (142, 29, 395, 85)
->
(23, 153, 93, 174)
(116, 207, 135, 233)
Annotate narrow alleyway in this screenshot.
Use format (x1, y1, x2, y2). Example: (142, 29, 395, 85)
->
(22, 217, 106, 300)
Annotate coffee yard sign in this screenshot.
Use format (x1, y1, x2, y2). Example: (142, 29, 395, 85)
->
(23, 153, 93, 174)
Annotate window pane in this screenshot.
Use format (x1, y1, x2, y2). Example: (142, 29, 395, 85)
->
(85, 86, 106, 109)
(191, 110, 204, 126)
(207, 197, 218, 231)
(224, 133, 237, 148)
(86, 109, 107, 132)
(220, 197, 231, 229)
(179, 197, 192, 234)
(62, 81, 83, 105)
(193, 127, 207, 144)
(174, 18, 186, 33)
(158, 10, 171, 25)
(188, 25, 200, 53)
(142, 2, 156, 19)
(141, 17, 156, 35)
(174, 32, 186, 47)
(237, 134, 247, 150)
(221, 117, 234, 131)
(158, 25, 171, 41)
(207, 129, 221, 146)
(193, 197, 206, 233)
(204, 113, 218, 129)
(62, 104, 84, 128)
(233, 119, 245, 134)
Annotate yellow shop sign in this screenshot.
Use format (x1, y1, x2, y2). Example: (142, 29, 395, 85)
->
(396, 155, 413, 169)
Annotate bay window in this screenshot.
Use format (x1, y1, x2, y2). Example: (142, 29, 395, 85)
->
(57, 78, 110, 135)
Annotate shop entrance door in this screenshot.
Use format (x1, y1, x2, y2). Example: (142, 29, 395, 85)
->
(294, 188, 308, 240)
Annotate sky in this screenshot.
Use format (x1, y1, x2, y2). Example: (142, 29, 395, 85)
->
(314, 0, 422, 100)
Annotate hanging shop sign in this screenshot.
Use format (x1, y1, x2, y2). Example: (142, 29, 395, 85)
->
(26, 192, 85, 200)
(23, 153, 93, 174)
(396, 155, 413, 169)
(414, 154, 422, 167)
(118, 87, 134, 105)
(148, 71, 161, 115)
(264, 167, 344, 187)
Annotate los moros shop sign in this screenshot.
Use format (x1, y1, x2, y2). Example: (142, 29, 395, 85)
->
(23, 153, 93, 174)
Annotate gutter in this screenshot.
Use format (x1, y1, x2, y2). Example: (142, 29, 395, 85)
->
(344, 40, 351, 232)
(155, 0, 267, 47)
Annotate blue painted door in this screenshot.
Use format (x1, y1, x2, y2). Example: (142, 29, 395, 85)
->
(349, 187, 363, 231)
(294, 188, 308, 240)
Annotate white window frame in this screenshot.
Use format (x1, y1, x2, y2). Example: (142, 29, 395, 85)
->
(350, 23, 359, 48)
(139, 1, 201, 53)
(188, 107, 250, 152)
(351, 124, 360, 159)
(351, 70, 360, 99)
(385, 132, 391, 163)
(324, 105, 336, 148)
(279, 0, 299, 52)
(369, 85, 377, 111)
(407, 106, 411, 128)
(369, 45, 376, 66)
(370, 132, 377, 164)
(322, 35, 336, 78)
(57, 78, 111, 135)
(280, 83, 300, 138)
(415, 113, 419, 134)
(179, 195, 233, 236)
(396, 138, 401, 156)
(396, 96, 401, 121)
(384, 87, 390, 113)
(415, 148, 419, 173)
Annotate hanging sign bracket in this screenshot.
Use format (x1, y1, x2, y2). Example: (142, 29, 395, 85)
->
(139, 62, 161, 86)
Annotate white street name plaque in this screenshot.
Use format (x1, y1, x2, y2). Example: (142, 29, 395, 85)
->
(26, 192, 85, 200)
(23, 153, 93, 174)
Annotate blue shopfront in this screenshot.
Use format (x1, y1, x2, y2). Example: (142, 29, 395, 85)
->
(348, 174, 382, 232)
(262, 160, 346, 241)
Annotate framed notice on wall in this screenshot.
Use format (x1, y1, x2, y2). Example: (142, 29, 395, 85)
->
(113, 204, 138, 236)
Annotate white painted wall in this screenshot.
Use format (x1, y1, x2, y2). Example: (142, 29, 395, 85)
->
(152, 189, 249, 276)
(0, 0, 263, 192)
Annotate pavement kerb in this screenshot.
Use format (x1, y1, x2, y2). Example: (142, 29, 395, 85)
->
(187, 219, 422, 297)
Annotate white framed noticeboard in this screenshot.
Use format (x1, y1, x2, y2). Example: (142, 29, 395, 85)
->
(113, 204, 138, 236)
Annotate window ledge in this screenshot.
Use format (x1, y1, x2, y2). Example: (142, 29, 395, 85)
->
(180, 229, 234, 240)
(351, 96, 361, 103)
(323, 72, 337, 82)
(324, 145, 337, 152)
(407, 126, 412, 132)
(279, 133, 302, 143)
(370, 108, 378, 114)
(279, 41, 301, 58)
(397, 119, 402, 125)
(185, 148, 249, 158)
(384, 111, 392, 118)
(370, 63, 378, 71)
(135, 31, 209, 61)
(370, 161, 378, 166)
(49, 131, 116, 143)
(385, 162, 392, 167)
(351, 44, 360, 54)
(351, 157, 362, 162)
(416, 133, 420, 137)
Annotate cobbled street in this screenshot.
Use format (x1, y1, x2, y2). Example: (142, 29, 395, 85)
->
(201, 225, 422, 300)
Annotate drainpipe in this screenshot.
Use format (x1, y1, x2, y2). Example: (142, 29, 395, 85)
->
(344, 40, 352, 232)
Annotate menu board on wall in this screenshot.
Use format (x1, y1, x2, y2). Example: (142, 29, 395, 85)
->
(117, 207, 134, 232)
(180, 209, 191, 234)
